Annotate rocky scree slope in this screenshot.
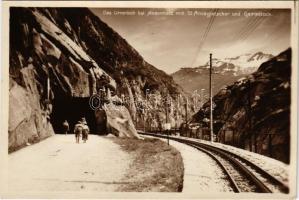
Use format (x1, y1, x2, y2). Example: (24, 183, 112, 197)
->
(9, 7, 185, 151)
(191, 49, 291, 163)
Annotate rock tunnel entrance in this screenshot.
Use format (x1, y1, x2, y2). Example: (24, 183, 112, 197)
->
(50, 96, 107, 135)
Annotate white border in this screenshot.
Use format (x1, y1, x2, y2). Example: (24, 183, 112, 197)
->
(1, 1, 297, 199)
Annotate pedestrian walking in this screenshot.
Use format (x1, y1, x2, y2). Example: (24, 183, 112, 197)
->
(62, 120, 69, 135)
(82, 119, 89, 143)
(74, 120, 83, 143)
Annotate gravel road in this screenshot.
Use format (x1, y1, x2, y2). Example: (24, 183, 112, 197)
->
(7, 135, 132, 193)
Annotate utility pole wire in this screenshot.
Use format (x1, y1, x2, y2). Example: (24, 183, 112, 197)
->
(190, 9, 218, 67)
(233, 16, 260, 41)
(230, 9, 272, 46)
(239, 17, 267, 43)
(232, 12, 263, 41)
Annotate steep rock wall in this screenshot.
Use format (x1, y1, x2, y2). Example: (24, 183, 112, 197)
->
(9, 8, 122, 150)
(192, 49, 291, 163)
(9, 7, 187, 150)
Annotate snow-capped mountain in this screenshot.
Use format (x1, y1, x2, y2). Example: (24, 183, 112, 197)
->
(201, 52, 273, 75)
(172, 52, 273, 94)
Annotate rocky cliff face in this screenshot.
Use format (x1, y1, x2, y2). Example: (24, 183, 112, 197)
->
(9, 7, 185, 151)
(191, 49, 291, 163)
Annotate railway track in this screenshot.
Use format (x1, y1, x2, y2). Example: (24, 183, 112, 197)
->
(139, 132, 289, 193)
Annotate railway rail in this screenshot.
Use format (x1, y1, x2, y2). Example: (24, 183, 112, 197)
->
(139, 132, 289, 193)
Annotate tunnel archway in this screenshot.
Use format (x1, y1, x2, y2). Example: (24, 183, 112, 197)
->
(50, 95, 107, 135)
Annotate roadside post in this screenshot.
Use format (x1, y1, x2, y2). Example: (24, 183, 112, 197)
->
(165, 123, 171, 145)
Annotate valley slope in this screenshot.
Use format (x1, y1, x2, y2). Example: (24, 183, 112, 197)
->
(172, 52, 273, 95)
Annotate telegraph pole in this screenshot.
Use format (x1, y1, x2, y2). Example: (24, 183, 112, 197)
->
(145, 89, 149, 133)
(176, 94, 179, 132)
(185, 98, 188, 124)
(210, 53, 214, 142)
(166, 95, 169, 145)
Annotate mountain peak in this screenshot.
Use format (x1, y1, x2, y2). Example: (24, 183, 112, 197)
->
(198, 51, 274, 74)
(172, 51, 274, 94)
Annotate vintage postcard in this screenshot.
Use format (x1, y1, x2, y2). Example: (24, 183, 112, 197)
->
(0, 1, 298, 199)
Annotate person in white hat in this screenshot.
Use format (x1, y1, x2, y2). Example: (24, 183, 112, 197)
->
(82, 119, 89, 143)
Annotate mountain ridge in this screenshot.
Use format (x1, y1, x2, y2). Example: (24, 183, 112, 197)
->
(171, 51, 273, 95)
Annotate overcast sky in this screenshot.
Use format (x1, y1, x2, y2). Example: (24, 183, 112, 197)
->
(91, 8, 291, 74)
